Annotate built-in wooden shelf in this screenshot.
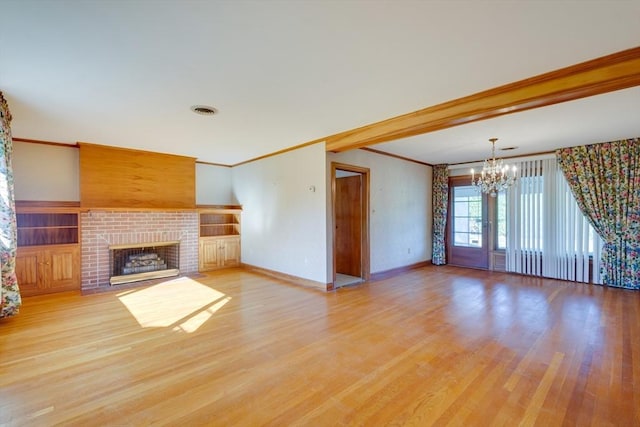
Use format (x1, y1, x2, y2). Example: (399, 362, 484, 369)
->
(15, 202, 81, 296)
(17, 212, 79, 246)
(198, 208, 242, 271)
(199, 212, 240, 237)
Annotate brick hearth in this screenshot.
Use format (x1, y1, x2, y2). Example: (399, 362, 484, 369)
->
(80, 211, 199, 291)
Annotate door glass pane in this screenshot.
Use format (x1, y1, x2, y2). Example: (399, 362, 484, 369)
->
(454, 201, 468, 216)
(452, 186, 482, 248)
(454, 232, 468, 245)
(454, 217, 468, 232)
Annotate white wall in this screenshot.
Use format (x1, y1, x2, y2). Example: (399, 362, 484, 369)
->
(196, 163, 233, 205)
(13, 141, 80, 201)
(232, 142, 328, 284)
(327, 150, 432, 275)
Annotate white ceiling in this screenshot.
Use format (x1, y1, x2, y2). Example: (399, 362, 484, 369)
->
(2, 0, 639, 166)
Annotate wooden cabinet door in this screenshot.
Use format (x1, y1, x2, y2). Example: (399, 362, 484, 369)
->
(199, 237, 240, 271)
(47, 246, 80, 291)
(199, 238, 221, 271)
(16, 245, 80, 296)
(221, 237, 240, 267)
(15, 247, 42, 296)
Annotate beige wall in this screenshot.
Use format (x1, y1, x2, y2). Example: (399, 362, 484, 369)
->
(196, 163, 233, 205)
(13, 141, 80, 201)
(232, 142, 328, 284)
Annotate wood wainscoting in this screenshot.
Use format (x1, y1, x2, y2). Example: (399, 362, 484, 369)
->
(1, 266, 638, 425)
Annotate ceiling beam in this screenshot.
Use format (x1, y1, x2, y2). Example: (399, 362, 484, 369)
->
(325, 46, 640, 152)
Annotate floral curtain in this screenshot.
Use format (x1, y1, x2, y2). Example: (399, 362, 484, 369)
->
(556, 138, 640, 289)
(432, 164, 449, 265)
(0, 91, 20, 317)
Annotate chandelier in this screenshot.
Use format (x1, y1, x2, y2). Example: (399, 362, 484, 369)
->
(470, 138, 517, 197)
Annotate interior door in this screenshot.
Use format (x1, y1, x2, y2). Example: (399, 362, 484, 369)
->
(448, 178, 489, 269)
(335, 174, 362, 277)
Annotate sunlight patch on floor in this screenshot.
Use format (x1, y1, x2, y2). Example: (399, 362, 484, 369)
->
(117, 277, 231, 332)
(173, 295, 231, 333)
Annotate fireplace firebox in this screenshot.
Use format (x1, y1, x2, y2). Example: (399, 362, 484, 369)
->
(109, 241, 180, 285)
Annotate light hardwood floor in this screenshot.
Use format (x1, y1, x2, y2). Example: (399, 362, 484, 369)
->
(1, 266, 638, 426)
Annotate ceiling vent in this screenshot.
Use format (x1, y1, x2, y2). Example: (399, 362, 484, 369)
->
(190, 105, 218, 116)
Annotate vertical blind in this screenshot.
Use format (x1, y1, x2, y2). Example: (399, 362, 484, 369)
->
(506, 157, 602, 283)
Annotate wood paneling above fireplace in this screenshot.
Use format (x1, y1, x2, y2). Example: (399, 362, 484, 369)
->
(79, 142, 196, 209)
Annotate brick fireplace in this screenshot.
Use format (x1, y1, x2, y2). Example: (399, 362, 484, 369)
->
(81, 210, 198, 291)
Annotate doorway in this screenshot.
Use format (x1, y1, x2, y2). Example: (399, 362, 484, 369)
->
(331, 162, 370, 287)
(447, 176, 489, 269)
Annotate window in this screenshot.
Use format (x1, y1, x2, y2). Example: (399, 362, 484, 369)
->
(518, 174, 544, 252)
(496, 190, 506, 249)
(506, 158, 603, 283)
(494, 181, 553, 253)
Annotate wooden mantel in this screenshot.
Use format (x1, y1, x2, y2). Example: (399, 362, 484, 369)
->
(325, 46, 640, 152)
